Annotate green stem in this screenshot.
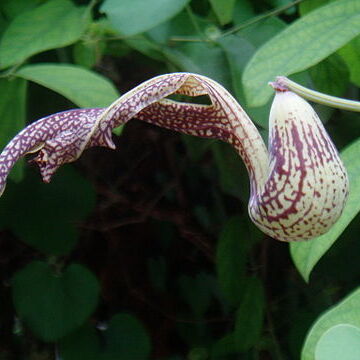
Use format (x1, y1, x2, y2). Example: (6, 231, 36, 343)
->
(185, 5, 209, 43)
(0, 62, 24, 79)
(273, 76, 360, 112)
(221, 0, 305, 38)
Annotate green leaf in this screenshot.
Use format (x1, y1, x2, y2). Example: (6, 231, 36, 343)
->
(301, 287, 360, 360)
(16, 63, 119, 108)
(290, 138, 360, 282)
(216, 216, 250, 306)
(220, 34, 271, 128)
(220, 18, 287, 128)
(299, 0, 332, 16)
(234, 277, 265, 352)
(0, 78, 27, 183)
(147, 10, 201, 44)
(164, 42, 231, 89)
(211, 332, 238, 358)
(338, 35, 360, 87)
(188, 348, 208, 360)
(270, 0, 298, 15)
(59, 325, 101, 360)
(100, 0, 190, 36)
(73, 41, 104, 69)
(2, 0, 41, 19)
(239, 16, 287, 48)
(310, 54, 349, 97)
(0, 166, 96, 255)
(181, 135, 214, 162)
(209, 0, 236, 25)
(105, 313, 151, 359)
(232, 0, 255, 24)
(211, 141, 249, 201)
(0, 0, 89, 69)
(178, 273, 213, 318)
(0, 12, 7, 36)
(315, 324, 360, 360)
(242, 0, 360, 107)
(123, 34, 165, 61)
(12, 261, 99, 342)
(60, 315, 152, 360)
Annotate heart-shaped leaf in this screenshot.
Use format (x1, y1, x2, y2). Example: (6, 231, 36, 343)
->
(105, 313, 151, 359)
(301, 287, 360, 360)
(0, 166, 96, 255)
(315, 324, 360, 360)
(12, 261, 100, 342)
(59, 314, 151, 360)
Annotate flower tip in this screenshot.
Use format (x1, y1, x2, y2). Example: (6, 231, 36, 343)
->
(0, 183, 6, 198)
(105, 137, 116, 150)
(268, 81, 276, 89)
(269, 78, 289, 92)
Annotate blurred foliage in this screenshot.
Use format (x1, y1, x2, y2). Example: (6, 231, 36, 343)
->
(0, 0, 359, 359)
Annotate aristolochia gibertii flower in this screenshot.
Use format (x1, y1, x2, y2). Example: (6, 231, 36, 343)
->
(0, 73, 349, 242)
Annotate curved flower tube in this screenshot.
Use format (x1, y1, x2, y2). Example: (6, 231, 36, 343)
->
(0, 73, 349, 242)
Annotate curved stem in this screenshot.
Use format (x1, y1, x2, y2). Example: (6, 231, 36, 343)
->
(273, 76, 360, 112)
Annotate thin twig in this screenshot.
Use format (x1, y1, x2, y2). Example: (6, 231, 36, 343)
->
(185, 5, 208, 42)
(0, 62, 24, 79)
(169, 37, 211, 43)
(170, 0, 305, 43)
(221, 0, 305, 38)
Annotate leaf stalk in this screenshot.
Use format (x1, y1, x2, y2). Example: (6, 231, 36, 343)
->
(272, 76, 360, 112)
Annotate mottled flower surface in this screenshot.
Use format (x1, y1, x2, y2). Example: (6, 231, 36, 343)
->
(0, 73, 349, 241)
(0, 108, 104, 194)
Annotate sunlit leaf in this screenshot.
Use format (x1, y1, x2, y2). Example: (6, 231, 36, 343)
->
(338, 35, 360, 87)
(164, 42, 231, 89)
(310, 54, 349, 97)
(301, 288, 360, 360)
(209, 0, 236, 25)
(299, 0, 331, 16)
(101, 0, 190, 36)
(232, 0, 254, 24)
(16, 63, 119, 108)
(315, 324, 360, 360)
(0, 0, 89, 69)
(220, 18, 286, 127)
(242, 0, 360, 106)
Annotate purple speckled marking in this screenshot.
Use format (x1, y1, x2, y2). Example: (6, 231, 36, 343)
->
(0, 108, 105, 195)
(0, 73, 349, 242)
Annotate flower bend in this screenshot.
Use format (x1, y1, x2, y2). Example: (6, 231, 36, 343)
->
(0, 73, 349, 242)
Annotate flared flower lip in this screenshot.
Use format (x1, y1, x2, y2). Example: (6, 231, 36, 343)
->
(0, 73, 349, 242)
